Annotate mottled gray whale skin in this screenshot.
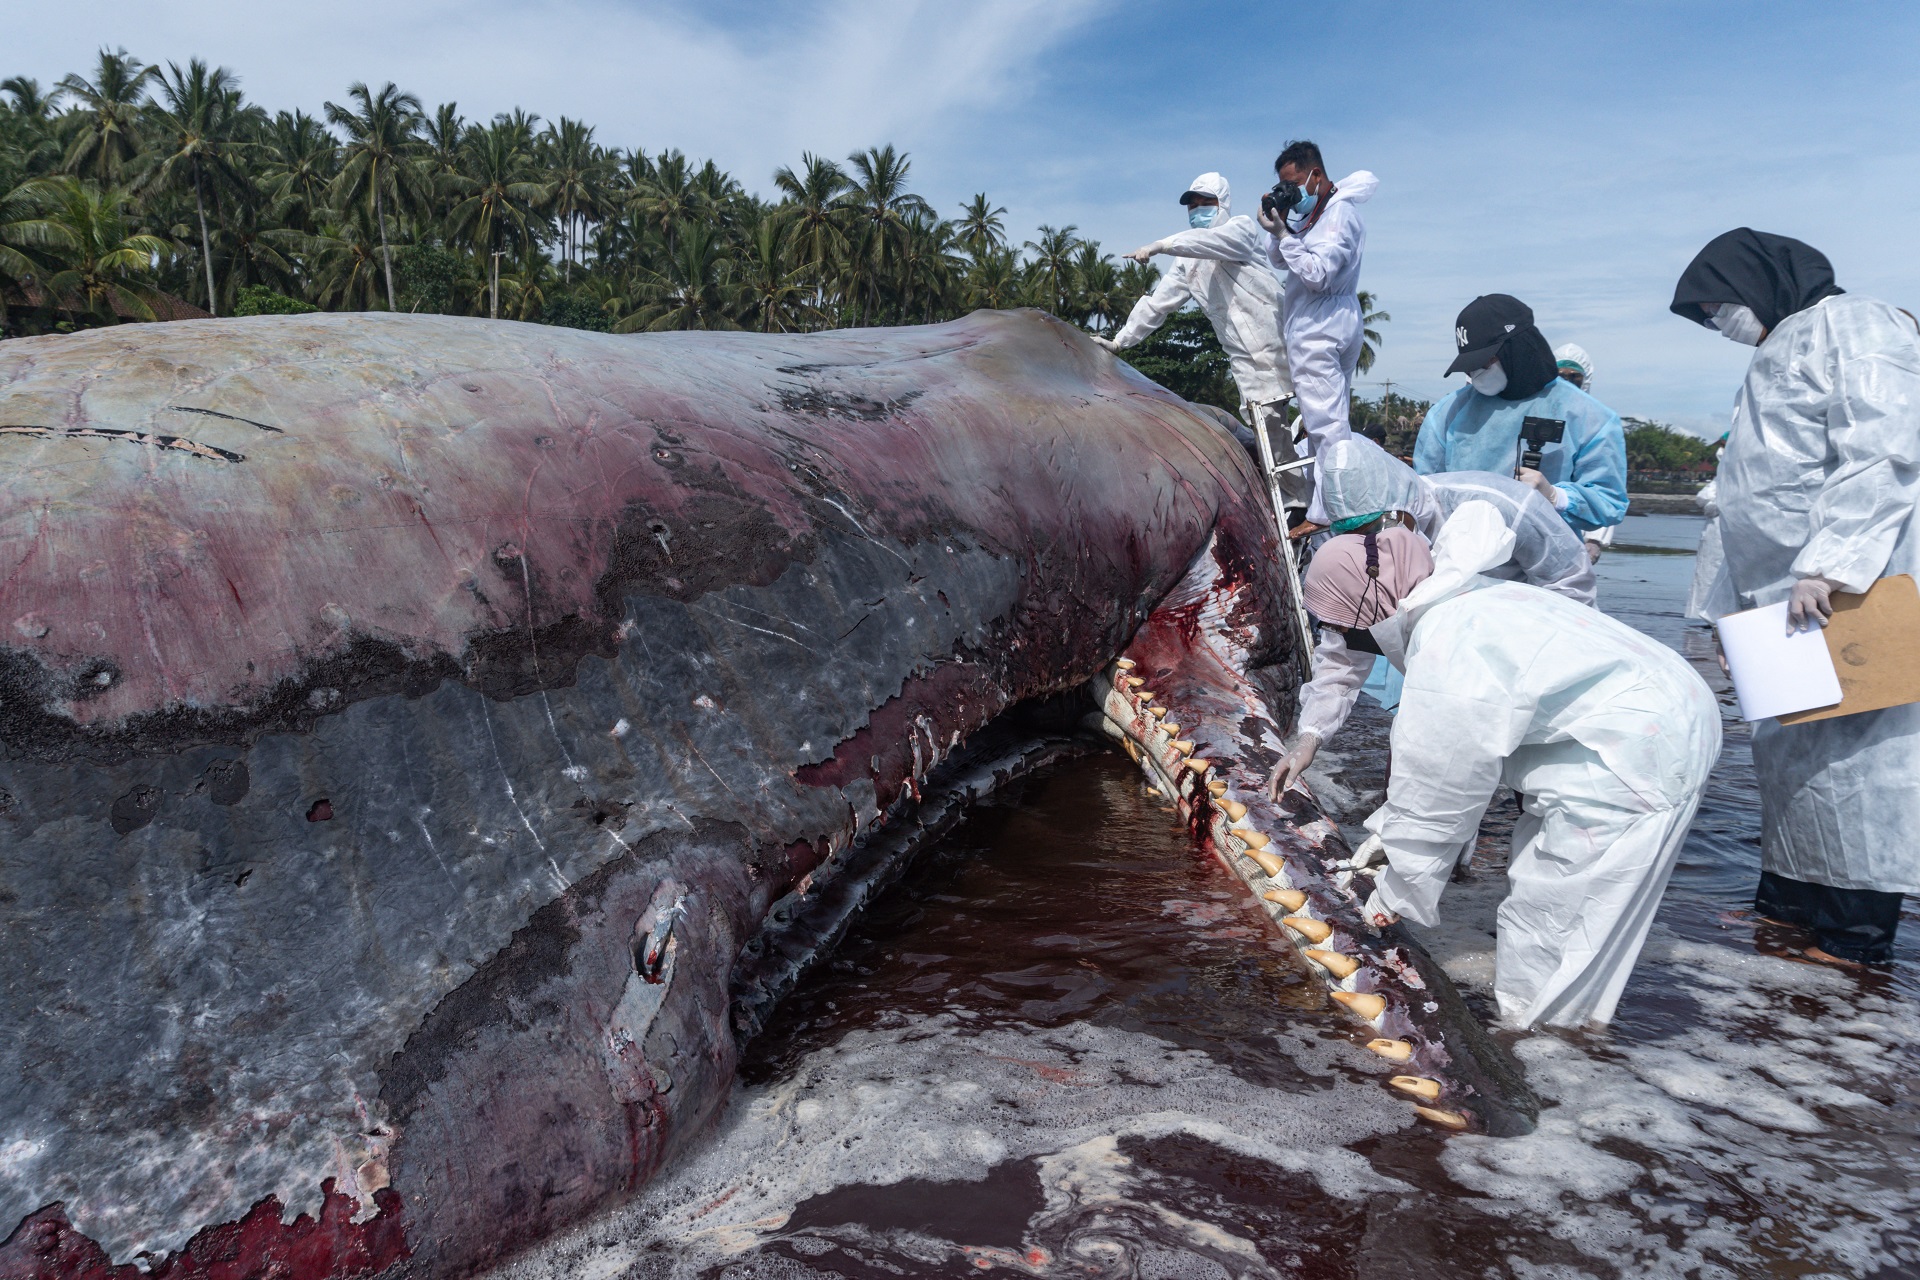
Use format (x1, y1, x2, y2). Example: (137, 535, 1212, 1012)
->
(0, 309, 1529, 1279)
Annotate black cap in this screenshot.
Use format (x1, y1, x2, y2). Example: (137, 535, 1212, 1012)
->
(1445, 294, 1533, 376)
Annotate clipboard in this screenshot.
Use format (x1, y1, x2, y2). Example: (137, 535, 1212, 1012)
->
(1776, 574, 1920, 724)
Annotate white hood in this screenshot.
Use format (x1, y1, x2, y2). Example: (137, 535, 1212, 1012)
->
(1182, 171, 1233, 219)
(1325, 170, 1378, 208)
(1370, 500, 1514, 669)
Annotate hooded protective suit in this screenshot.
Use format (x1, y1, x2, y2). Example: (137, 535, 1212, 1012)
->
(1296, 437, 1597, 742)
(1362, 503, 1721, 1028)
(1259, 170, 1378, 522)
(1111, 173, 1291, 407)
(1675, 232, 1920, 895)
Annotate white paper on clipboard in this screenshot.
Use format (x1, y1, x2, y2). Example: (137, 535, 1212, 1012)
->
(1714, 602, 1843, 721)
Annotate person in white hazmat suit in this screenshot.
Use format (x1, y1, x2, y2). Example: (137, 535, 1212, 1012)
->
(1254, 140, 1377, 525)
(1270, 436, 1598, 791)
(1100, 172, 1291, 450)
(1298, 504, 1721, 1027)
(1673, 227, 1920, 968)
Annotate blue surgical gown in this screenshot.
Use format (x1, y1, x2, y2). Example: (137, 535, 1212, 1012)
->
(1412, 377, 1628, 534)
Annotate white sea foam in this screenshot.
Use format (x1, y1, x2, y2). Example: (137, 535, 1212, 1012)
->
(497, 1014, 1410, 1279)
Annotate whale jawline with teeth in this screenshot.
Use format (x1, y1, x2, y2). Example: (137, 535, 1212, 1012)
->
(0, 309, 1536, 1279)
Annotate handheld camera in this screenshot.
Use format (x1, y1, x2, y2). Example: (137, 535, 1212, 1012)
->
(1518, 416, 1566, 474)
(1261, 177, 1304, 220)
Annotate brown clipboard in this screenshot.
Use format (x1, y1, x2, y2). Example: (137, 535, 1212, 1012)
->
(1776, 574, 1920, 724)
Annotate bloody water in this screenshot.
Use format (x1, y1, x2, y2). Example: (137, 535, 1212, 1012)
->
(505, 516, 1920, 1279)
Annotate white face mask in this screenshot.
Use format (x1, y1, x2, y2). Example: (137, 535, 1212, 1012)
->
(1710, 303, 1766, 346)
(1468, 361, 1509, 396)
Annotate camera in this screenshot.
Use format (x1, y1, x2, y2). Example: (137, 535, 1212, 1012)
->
(1261, 177, 1303, 220)
(1518, 416, 1566, 473)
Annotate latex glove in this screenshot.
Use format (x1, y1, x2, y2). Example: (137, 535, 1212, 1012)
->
(1123, 244, 1160, 264)
(1089, 334, 1118, 352)
(1787, 575, 1840, 632)
(1256, 204, 1284, 236)
(1515, 467, 1560, 502)
(1361, 889, 1399, 931)
(1349, 832, 1386, 869)
(1268, 733, 1320, 800)
(1585, 539, 1604, 564)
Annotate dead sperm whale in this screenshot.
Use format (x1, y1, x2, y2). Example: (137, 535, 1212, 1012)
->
(0, 309, 1534, 1278)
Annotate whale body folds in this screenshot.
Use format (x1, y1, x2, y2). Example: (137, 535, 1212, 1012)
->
(0, 310, 1531, 1279)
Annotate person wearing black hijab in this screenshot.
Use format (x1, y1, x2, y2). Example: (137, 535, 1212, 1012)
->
(1675, 228, 1920, 970)
(1411, 294, 1628, 536)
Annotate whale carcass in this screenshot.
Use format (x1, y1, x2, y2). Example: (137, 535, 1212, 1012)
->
(0, 309, 1535, 1278)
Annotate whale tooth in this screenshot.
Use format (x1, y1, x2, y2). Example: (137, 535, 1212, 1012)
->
(1222, 800, 1248, 822)
(1367, 1038, 1414, 1062)
(1168, 740, 1195, 756)
(1150, 707, 1169, 719)
(1124, 676, 1144, 687)
(1414, 1105, 1470, 1131)
(1282, 916, 1331, 943)
(1250, 849, 1286, 877)
(1263, 888, 1306, 910)
(1136, 691, 1154, 705)
(1160, 722, 1181, 735)
(1182, 757, 1210, 774)
(1207, 781, 1228, 797)
(1304, 949, 1359, 978)
(1123, 740, 1140, 762)
(1116, 659, 1137, 670)
(1146, 786, 1164, 798)
(1390, 1076, 1442, 1102)
(1235, 829, 1270, 850)
(1331, 991, 1386, 1020)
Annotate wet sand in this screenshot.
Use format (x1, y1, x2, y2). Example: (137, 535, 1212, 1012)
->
(502, 514, 1920, 1279)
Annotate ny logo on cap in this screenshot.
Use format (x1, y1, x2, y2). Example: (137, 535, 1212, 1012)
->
(1456, 325, 1469, 348)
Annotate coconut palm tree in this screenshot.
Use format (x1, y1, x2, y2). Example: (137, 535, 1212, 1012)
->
(540, 117, 608, 281)
(962, 246, 1025, 311)
(445, 119, 549, 318)
(837, 145, 930, 325)
(614, 221, 739, 332)
(260, 109, 337, 234)
(1357, 290, 1391, 374)
(736, 214, 818, 333)
(56, 50, 156, 185)
(773, 152, 850, 311)
(1023, 224, 1080, 317)
(325, 81, 426, 311)
(309, 207, 387, 312)
(0, 170, 50, 326)
(632, 149, 706, 255)
(130, 59, 255, 316)
(2, 77, 63, 123)
(7, 176, 171, 323)
(956, 193, 1006, 261)
(1073, 242, 1122, 332)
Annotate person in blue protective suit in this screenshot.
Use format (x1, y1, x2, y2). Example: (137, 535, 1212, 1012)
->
(1272, 435, 1597, 792)
(1674, 227, 1920, 969)
(1414, 294, 1628, 536)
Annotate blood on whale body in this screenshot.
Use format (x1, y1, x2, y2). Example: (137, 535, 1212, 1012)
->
(0, 309, 1532, 1278)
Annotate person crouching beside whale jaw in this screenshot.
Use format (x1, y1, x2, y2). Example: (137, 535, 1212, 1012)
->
(1286, 503, 1721, 1028)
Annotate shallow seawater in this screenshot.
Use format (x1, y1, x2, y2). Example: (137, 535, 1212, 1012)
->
(505, 514, 1920, 1279)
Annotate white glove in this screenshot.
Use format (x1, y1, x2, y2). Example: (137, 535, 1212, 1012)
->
(1361, 888, 1399, 930)
(1268, 733, 1319, 800)
(1787, 576, 1839, 632)
(1090, 335, 1118, 352)
(1256, 204, 1284, 235)
(1349, 833, 1386, 869)
(1123, 243, 1160, 264)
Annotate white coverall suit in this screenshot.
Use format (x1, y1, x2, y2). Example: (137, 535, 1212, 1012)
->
(1366, 504, 1721, 1028)
(1690, 293, 1920, 894)
(1263, 170, 1379, 523)
(1297, 436, 1597, 744)
(1110, 173, 1292, 410)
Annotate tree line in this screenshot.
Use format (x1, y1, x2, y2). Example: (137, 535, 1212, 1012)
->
(0, 49, 1174, 337)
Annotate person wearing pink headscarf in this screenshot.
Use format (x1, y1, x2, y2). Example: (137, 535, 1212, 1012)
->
(1280, 503, 1721, 1028)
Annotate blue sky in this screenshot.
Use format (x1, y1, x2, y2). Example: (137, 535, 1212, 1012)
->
(12, 1, 1920, 433)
